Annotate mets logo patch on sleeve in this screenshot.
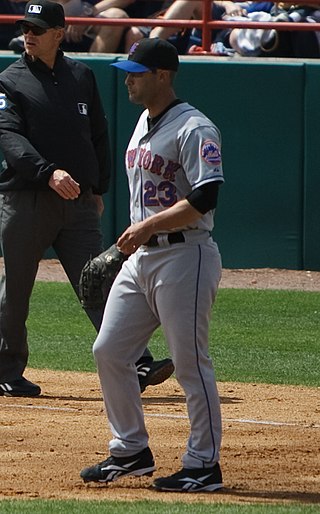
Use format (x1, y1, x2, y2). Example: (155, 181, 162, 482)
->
(201, 140, 221, 165)
(0, 93, 7, 110)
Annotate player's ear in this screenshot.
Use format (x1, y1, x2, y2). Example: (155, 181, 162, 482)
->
(158, 69, 171, 82)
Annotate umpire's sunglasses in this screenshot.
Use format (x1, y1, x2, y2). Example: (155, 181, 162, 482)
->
(20, 23, 48, 36)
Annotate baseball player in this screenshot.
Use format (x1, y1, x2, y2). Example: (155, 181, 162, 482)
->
(80, 38, 224, 492)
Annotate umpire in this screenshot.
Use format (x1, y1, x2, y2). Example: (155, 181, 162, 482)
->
(0, 0, 173, 397)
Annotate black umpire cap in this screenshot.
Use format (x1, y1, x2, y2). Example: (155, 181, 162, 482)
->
(16, 0, 65, 29)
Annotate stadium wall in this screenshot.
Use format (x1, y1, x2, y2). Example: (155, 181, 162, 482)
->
(0, 54, 319, 270)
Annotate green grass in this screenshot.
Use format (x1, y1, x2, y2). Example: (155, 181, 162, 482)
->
(0, 500, 319, 514)
(27, 282, 97, 372)
(212, 289, 320, 386)
(27, 283, 320, 387)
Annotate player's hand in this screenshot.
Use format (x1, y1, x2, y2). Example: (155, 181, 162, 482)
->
(48, 169, 81, 200)
(117, 222, 153, 255)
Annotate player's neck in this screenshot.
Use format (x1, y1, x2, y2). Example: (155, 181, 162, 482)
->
(147, 91, 177, 119)
(147, 98, 182, 130)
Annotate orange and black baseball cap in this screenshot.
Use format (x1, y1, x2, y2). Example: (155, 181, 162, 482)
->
(111, 38, 179, 73)
(16, 0, 65, 29)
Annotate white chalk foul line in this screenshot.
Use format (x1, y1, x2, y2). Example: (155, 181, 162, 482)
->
(224, 417, 320, 428)
(144, 413, 320, 428)
(2, 403, 319, 428)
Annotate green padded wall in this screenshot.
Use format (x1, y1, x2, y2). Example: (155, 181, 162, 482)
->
(304, 64, 320, 271)
(0, 55, 17, 70)
(1, 55, 318, 269)
(177, 60, 304, 269)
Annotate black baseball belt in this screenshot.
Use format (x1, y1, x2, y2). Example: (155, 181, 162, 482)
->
(145, 232, 185, 247)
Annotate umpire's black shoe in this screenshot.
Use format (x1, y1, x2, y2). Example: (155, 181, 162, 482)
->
(0, 377, 41, 397)
(153, 463, 223, 492)
(80, 447, 156, 483)
(137, 358, 174, 393)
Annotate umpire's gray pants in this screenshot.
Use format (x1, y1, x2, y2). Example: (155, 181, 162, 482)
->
(0, 189, 105, 381)
(0, 189, 153, 382)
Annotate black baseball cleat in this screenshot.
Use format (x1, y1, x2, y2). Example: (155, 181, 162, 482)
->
(137, 358, 174, 393)
(0, 377, 41, 397)
(153, 463, 223, 492)
(80, 447, 156, 483)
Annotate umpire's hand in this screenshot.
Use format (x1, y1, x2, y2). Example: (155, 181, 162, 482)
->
(49, 169, 81, 200)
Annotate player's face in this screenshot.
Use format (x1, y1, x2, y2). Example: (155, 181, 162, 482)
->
(125, 70, 161, 106)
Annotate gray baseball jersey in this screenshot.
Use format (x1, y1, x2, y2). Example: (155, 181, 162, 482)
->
(126, 102, 224, 229)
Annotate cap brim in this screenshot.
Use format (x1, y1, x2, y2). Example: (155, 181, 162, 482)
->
(110, 60, 150, 72)
(16, 17, 50, 28)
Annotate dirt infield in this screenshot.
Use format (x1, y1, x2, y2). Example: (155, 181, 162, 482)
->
(0, 262, 319, 505)
(1, 370, 319, 505)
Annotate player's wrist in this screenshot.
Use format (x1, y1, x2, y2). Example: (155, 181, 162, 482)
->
(142, 218, 158, 236)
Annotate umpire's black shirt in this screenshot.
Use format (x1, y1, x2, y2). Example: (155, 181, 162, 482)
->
(0, 50, 111, 194)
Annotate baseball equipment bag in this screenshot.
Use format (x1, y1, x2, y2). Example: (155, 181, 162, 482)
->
(79, 244, 128, 309)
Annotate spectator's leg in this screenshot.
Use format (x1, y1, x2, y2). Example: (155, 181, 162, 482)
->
(124, 27, 145, 53)
(149, 0, 198, 40)
(90, 8, 129, 52)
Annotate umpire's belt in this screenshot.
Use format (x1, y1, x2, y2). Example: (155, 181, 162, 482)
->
(145, 232, 185, 247)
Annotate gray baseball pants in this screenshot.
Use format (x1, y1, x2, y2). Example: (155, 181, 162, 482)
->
(93, 236, 222, 468)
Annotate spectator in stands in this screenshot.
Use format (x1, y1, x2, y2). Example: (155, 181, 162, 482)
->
(57, 0, 101, 52)
(227, 2, 320, 57)
(76, 0, 172, 53)
(8, 0, 112, 52)
(8, 0, 172, 53)
(57, 0, 133, 52)
(142, 0, 320, 57)
(148, 0, 246, 54)
(0, 0, 26, 50)
(6, 0, 319, 57)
